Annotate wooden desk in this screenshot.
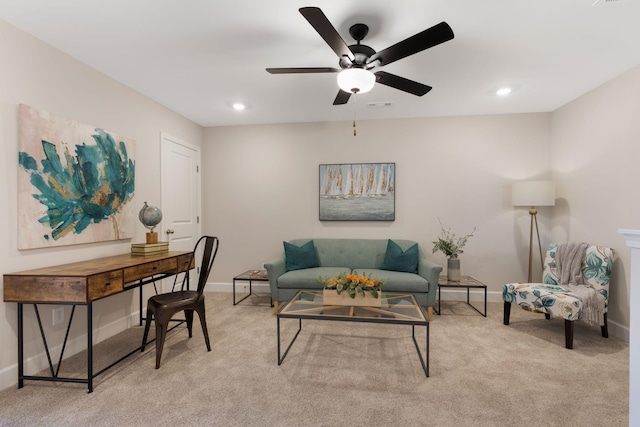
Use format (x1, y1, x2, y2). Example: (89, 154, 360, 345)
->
(3, 251, 193, 393)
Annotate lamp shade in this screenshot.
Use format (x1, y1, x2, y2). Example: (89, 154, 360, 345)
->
(512, 180, 556, 207)
(337, 68, 375, 94)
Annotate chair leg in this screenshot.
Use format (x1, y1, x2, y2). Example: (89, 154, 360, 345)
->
(601, 312, 609, 338)
(141, 309, 153, 352)
(155, 319, 169, 369)
(195, 303, 211, 352)
(185, 309, 194, 338)
(503, 301, 511, 325)
(565, 319, 574, 349)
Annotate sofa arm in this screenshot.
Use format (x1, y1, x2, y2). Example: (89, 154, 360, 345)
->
(264, 257, 286, 301)
(417, 257, 443, 300)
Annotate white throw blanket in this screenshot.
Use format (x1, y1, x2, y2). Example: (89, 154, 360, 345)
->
(555, 242, 605, 326)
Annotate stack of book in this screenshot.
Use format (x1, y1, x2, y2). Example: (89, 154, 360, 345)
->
(131, 241, 169, 256)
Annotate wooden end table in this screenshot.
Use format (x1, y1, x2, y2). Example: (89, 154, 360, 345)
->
(436, 275, 487, 317)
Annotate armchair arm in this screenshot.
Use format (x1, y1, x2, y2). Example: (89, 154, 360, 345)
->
(263, 256, 286, 301)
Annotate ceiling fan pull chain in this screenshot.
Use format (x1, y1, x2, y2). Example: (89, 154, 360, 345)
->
(353, 95, 357, 136)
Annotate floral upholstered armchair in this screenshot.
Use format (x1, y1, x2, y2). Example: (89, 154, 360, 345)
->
(503, 243, 614, 349)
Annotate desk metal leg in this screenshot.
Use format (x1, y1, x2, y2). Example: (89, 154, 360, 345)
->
(87, 303, 93, 393)
(17, 303, 24, 389)
(139, 283, 143, 326)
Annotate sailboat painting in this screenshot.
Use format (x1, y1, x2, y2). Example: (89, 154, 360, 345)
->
(319, 163, 395, 221)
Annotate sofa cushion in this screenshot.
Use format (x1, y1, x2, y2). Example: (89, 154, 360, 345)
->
(359, 269, 429, 293)
(283, 240, 319, 271)
(278, 267, 351, 289)
(379, 240, 419, 273)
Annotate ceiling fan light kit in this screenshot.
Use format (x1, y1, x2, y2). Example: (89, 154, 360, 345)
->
(337, 68, 375, 94)
(266, 7, 454, 106)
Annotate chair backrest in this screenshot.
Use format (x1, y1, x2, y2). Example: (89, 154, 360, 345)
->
(543, 243, 614, 301)
(179, 236, 219, 295)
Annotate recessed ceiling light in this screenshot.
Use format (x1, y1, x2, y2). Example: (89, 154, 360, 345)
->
(496, 87, 512, 96)
(232, 102, 246, 111)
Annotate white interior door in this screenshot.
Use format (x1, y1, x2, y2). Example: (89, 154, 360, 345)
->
(161, 132, 201, 291)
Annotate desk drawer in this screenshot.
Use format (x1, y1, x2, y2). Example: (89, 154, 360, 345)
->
(88, 271, 124, 301)
(177, 254, 194, 273)
(123, 258, 177, 283)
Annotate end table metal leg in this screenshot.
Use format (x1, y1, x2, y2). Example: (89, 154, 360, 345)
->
(484, 287, 487, 317)
(233, 279, 237, 305)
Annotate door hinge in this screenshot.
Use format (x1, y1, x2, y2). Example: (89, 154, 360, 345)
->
(196, 165, 199, 173)
(197, 216, 200, 224)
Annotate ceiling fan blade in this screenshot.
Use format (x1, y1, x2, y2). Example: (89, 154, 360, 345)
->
(368, 22, 454, 67)
(333, 90, 352, 105)
(374, 71, 432, 96)
(299, 7, 355, 62)
(267, 67, 339, 74)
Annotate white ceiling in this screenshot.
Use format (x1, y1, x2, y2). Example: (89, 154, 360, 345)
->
(2, 0, 640, 127)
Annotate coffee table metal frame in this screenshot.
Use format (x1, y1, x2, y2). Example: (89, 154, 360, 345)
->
(277, 290, 430, 377)
(436, 275, 487, 317)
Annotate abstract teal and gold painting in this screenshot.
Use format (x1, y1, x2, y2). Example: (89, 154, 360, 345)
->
(18, 104, 136, 249)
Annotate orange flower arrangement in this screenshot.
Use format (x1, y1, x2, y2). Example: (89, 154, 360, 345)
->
(319, 271, 385, 299)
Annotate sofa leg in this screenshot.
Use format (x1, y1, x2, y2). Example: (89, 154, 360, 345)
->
(545, 313, 551, 320)
(503, 301, 511, 325)
(273, 301, 279, 314)
(601, 313, 609, 338)
(565, 320, 574, 349)
(426, 306, 433, 322)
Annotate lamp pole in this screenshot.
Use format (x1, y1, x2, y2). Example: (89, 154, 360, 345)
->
(527, 206, 544, 282)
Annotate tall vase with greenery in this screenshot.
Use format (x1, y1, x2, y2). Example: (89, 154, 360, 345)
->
(432, 219, 476, 281)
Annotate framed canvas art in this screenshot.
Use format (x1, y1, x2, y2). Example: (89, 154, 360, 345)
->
(319, 162, 395, 221)
(17, 104, 136, 249)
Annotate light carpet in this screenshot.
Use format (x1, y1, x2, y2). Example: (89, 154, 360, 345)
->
(0, 292, 629, 426)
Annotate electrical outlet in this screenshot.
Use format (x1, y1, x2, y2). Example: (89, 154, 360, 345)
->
(52, 307, 64, 326)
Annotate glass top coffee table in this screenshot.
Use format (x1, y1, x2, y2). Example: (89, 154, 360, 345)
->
(277, 290, 430, 377)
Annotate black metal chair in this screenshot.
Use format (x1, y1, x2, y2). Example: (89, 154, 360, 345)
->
(141, 235, 219, 368)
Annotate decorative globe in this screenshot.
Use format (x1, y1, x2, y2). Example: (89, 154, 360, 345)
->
(138, 202, 162, 232)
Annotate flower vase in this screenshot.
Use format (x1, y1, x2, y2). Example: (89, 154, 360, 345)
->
(447, 256, 460, 282)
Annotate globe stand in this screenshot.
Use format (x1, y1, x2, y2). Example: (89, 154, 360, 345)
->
(146, 232, 159, 244)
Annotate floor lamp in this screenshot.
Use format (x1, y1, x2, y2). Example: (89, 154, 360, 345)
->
(512, 180, 556, 282)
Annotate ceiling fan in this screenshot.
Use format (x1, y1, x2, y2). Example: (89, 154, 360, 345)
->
(266, 7, 454, 105)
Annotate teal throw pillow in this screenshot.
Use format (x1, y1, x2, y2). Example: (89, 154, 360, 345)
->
(284, 240, 319, 271)
(380, 240, 419, 273)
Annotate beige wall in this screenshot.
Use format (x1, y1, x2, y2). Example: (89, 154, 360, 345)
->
(0, 20, 202, 389)
(550, 65, 640, 333)
(202, 113, 553, 296)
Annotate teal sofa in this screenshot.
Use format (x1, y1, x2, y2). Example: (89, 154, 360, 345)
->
(264, 238, 442, 320)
